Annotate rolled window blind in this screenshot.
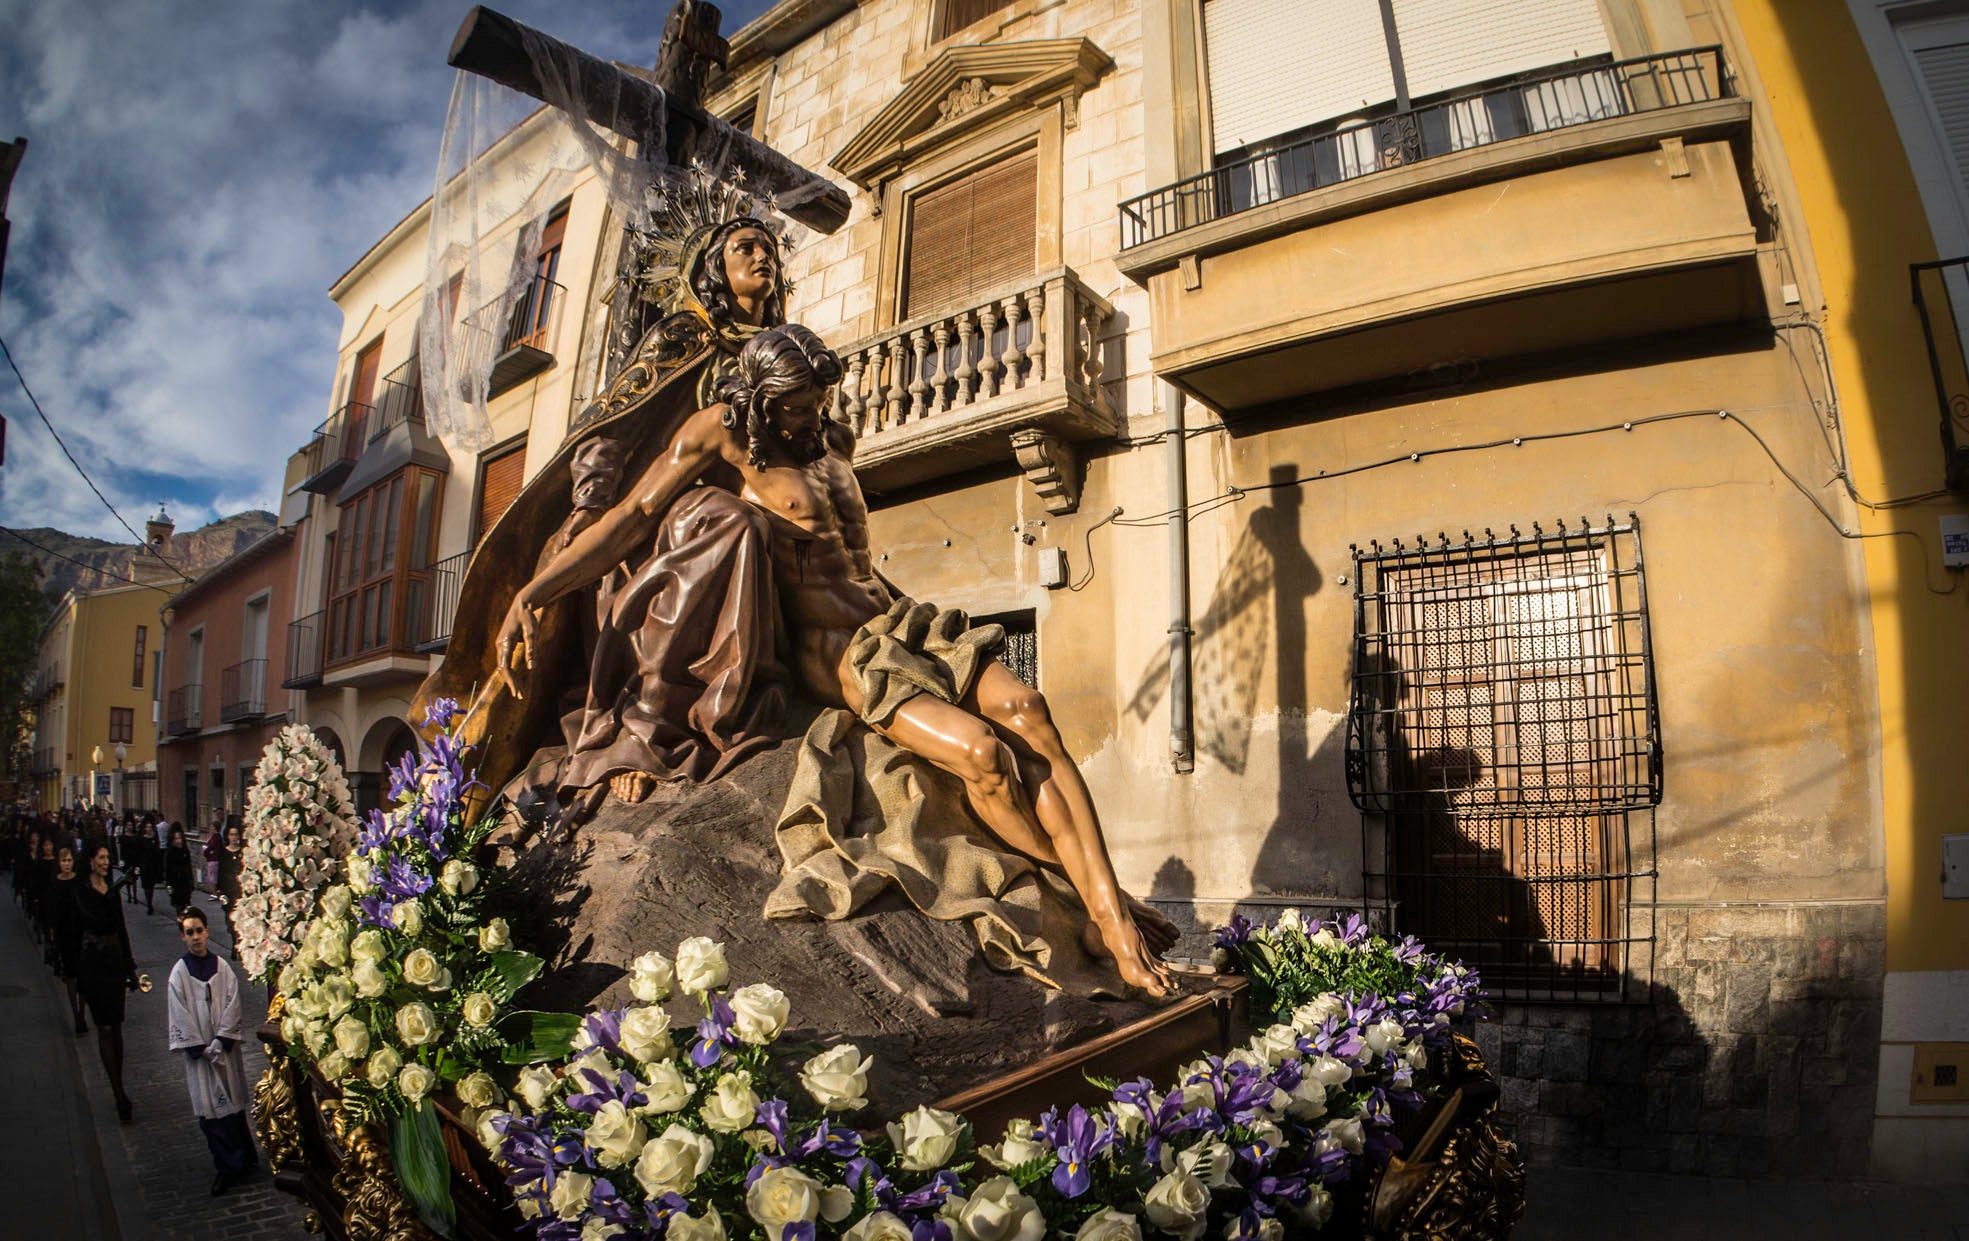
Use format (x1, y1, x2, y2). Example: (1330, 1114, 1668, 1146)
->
(477, 442, 527, 542)
(1392, 0, 1610, 99)
(1913, 40, 1969, 207)
(901, 149, 1037, 319)
(1204, 0, 1394, 151)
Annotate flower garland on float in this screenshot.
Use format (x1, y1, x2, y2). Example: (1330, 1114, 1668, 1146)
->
(235, 723, 359, 981)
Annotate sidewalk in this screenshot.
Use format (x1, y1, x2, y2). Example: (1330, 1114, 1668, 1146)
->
(0, 873, 309, 1240)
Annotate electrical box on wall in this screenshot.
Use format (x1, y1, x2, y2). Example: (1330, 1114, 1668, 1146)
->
(1910, 1043, 1969, 1104)
(1943, 832, 1969, 899)
(1037, 547, 1068, 590)
(1942, 514, 1969, 569)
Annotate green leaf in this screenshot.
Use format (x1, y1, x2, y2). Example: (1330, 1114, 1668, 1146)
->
(484, 952, 544, 1003)
(497, 1010, 581, 1064)
(390, 1100, 457, 1239)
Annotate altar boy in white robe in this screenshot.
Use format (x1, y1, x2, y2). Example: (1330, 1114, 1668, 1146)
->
(167, 905, 258, 1195)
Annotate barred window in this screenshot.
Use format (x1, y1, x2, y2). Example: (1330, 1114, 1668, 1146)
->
(973, 609, 1037, 689)
(1347, 517, 1659, 1000)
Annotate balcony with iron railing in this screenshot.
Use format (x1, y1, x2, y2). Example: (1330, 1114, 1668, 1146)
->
(30, 747, 58, 778)
(285, 611, 324, 689)
(414, 550, 471, 653)
(166, 684, 203, 737)
(29, 662, 64, 702)
(366, 358, 426, 444)
(219, 659, 268, 723)
(1119, 47, 1733, 253)
(464, 272, 566, 399)
(829, 267, 1117, 512)
(299, 400, 373, 495)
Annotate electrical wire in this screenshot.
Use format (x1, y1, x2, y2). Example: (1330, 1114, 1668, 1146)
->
(0, 333, 191, 576)
(0, 527, 178, 594)
(1065, 506, 1123, 592)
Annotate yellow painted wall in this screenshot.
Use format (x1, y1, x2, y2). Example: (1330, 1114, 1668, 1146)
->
(44, 583, 164, 800)
(1724, 0, 1969, 973)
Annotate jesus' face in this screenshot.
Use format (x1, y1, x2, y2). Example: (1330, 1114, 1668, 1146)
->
(767, 385, 831, 465)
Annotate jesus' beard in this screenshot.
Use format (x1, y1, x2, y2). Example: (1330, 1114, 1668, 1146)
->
(768, 422, 829, 465)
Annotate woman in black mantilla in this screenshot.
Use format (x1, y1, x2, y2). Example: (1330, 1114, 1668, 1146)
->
(416, 212, 796, 824)
(75, 843, 139, 1121)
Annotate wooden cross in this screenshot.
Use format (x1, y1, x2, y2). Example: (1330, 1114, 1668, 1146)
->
(447, 3, 851, 235)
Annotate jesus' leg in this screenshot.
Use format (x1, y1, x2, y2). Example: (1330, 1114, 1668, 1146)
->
(869, 690, 1174, 997)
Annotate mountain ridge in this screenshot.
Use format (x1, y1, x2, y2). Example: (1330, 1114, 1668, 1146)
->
(3, 510, 279, 601)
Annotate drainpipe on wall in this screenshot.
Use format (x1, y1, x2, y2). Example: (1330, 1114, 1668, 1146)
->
(1164, 380, 1195, 774)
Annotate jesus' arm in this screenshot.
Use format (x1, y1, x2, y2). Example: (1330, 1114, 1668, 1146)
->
(492, 405, 731, 697)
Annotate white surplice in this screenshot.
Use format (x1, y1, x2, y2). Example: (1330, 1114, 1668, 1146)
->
(166, 956, 248, 1120)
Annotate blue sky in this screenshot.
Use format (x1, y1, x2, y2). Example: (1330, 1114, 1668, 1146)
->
(0, 0, 770, 540)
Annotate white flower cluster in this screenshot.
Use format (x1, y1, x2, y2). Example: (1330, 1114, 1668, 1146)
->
(235, 724, 357, 980)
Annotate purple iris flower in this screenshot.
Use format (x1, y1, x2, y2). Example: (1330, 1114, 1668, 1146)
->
(781, 1224, 817, 1241)
(423, 697, 462, 731)
(642, 1192, 691, 1234)
(910, 1222, 954, 1241)
(566, 1066, 648, 1117)
(1212, 914, 1253, 951)
(690, 996, 739, 1068)
(1140, 1087, 1207, 1166)
(357, 807, 394, 853)
(1041, 1104, 1115, 1199)
(380, 855, 433, 905)
(576, 1008, 628, 1060)
(356, 894, 395, 930)
(1336, 913, 1369, 945)
(755, 1098, 791, 1153)
(385, 748, 421, 804)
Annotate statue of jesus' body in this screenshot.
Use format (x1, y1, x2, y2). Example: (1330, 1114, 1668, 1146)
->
(493, 325, 1176, 996)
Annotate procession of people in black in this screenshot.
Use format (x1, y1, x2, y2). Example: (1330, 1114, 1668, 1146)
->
(3, 804, 261, 1195)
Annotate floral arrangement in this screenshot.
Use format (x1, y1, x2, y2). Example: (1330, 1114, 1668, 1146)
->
(236, 722, 360, 980)
(274, 700, 568, 1235)
(475, 912, 1487, 1241)
(1208, 909, 1485, 1032)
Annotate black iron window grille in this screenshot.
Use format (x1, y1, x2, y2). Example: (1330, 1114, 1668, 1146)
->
(974, 609, 1038, 690)
(1346, 516, 1660, 1002)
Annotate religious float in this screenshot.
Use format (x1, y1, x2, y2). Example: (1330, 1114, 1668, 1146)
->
(245, 7, 1524, 1240)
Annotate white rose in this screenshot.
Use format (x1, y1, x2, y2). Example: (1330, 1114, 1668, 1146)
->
(1272, 909, 1306, 936)
(398, 1062, 437, 1103)
(728, 984, 790, 1046)
(1305, 1055, 1354, 1088)
(320, 974, 355, 1019)
(516, 1064, 560, 1112)
(1290, 995, 1348, 1035)
(348, 854, 375, 892)
(277, 961, 308, 996)
(332, 1015, 371, 1060)
(674, 937, 728, 994)
(1251, 1024, 1299, 1066)
(478, 1109, 510, 1153)
(618, 1006, 674, 1063)
(350, 928, 387, 964)
(700, 1071, 759, 1133)
(353, 960, 388, 998)
(365, 1045, 402, 1089)
(458, 1071, 499, 1109)
(667, 1208, 726, 1241)
(439, 859, 479, 896)
(1177, 1140, 1235, 1188)
(1293, 1185, 1335, 1230)
(395, 1002, 439, 1046)
(1406, 1041, 1429, 1070)
(585, 1099, 648, 1169)
(318, 1050, 350, 1081)
(391, 899, 422, 937)
(1286, 1076, 1328, 1120)
(800, 1044, 872, 1113)
(1108, 1101, 1147, 1143)
(745, 1166, 823, 1237)
(888, 1104, 965, 1173)
(549, 1170, 594, 1222)
(845, 1211, 914, 1241)
(952, 1176, 1043, 1241)
(479, 918, 511, 952)
(628, 951, 677, 1003)
(634, 1123, 715, 1196)
(319, 885, 352, 919)
(402, 948, 444, 989)
(1076, 1208, 1142, 1241)
(582, 1218, 622, 1241)
(638, 1061, 694, 1114)
(462, 992, 498, 1028)
(1319, 1116, 1365, 1155)
(1364, 1018, 1406, 1055)
(1144, 1171, 1209, 1241)
(981, 1117, 1048, 1170)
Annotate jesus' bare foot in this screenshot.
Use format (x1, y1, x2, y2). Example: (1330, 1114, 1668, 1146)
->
(1081, 912, 1175, 998)
(1123, 894, 1182, 956)
(609, 771, 656, 803)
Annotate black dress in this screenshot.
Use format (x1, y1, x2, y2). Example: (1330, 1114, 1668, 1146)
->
(164, 843, 194, 911)
(50, 874, 83, 978)
(73, 879, 136, 1026)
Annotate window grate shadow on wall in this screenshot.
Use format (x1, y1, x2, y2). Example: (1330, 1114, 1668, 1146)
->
(1346, 515, 1660, 1003)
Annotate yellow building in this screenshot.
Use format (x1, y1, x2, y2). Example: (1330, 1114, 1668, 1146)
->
(28, 510, 181, 812)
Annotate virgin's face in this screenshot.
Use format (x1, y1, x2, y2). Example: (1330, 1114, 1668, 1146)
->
(721, 227, 777, 304)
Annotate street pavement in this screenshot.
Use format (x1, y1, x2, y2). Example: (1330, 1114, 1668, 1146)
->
(1, 868, 308, 1241)
(8, 868, 1965, 1240)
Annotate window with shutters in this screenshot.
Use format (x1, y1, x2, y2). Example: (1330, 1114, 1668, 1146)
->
(325, 467, 443, 667)
(1348, 519, 1660, 1001)
(510, 204, 568, 352)
(935, 0, 1018, 42)
(1202, 0, 1614, 159)
(109, 707, 134, 746)
(476, 439, 528, 544)
(132, 625, 147, 689)
(901, 149, 1039, 319)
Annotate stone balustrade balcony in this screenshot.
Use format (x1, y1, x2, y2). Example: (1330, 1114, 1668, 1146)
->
(831, 266, 1117, 513)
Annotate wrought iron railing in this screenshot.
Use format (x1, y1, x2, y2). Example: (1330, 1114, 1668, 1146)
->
(30, 747, 57, 777)
(166, 684, 203, 736)
(300, 400, 373, 490)
(219, 659, 268, 723)
(830, 267, 1114, 438)
(416, 550, 471, 651)
(1908, 257, 1969, 491)
(503, 272, 566, 353)
(285, 611, 324, 688)
(1119, 46, 1730, 250)
(367, 357, 426, 444)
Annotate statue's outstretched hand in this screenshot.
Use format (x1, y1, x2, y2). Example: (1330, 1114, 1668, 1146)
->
(493, 592, 540, 700)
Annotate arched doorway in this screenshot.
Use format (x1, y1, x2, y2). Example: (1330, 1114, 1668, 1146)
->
(354, 718, 418, 819)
